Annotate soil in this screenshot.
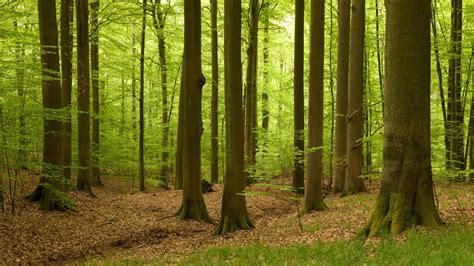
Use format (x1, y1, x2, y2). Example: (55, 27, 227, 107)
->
(0, 175, 472, 264)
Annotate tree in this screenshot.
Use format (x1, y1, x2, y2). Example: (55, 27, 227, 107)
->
(91, 0, 102, 186)
(215, 0, 254, 235)
(30, 0, 68, 211)
(293, 0, 305, 194)
(446, 0, 464, 171)
(245, 0, 260, 184)
(362, 0, 443, 237)
(60, 0, 73, 182)
(139, 0, 147, 192)
(304, 0, 327, 213)
(468, 43, 474, 181)
(176, 0, 212, 222)
(210, 0, 219, 184)
(261, 1, 270, 132)
(76, 0, 93, 194)
(344, 0, 367, 195)
(333, 0, 350, 193)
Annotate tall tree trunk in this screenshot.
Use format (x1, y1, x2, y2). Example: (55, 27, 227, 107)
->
(261, 2, 270, 132)
(215, 0, 254, 235)
(245, 0, 259, 184)
(468, 43, 474, 181)
(293, 0, 305, 194)
(362, 0, 443, 236)
(14, 22, 27, 167)
(176, 0, 212, 223)
(60, 0, 73, 182)
(175, 68, 184, 190)
(447, 0, 464, 171)
(0, 101, 5, 212)
(333, 0, 350, 193)
(76, 0, 92, 194)
(304, 0, 327, 213)
(210, 0, 219, 184)
(91, 0, 102, 186)
(364, 50, 372, 177)
(344, 0, 367, 195)
(30, 0, 68, 211)
(139, 0, 147, 192)
(328, 0, 335, 190)
(375, 0, 384, 114)
(431, 0, 450, 170)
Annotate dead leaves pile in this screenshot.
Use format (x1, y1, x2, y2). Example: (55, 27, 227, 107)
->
(0, 178, 472, 264)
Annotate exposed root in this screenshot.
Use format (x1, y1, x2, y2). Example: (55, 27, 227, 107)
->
(303, 200, 327, 214)
(214, 214, 254, 235)
(28, 185, 69, 212)
(175, 199, 214, 224)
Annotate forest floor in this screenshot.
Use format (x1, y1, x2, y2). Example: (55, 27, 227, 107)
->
(0, 174, 473, 264)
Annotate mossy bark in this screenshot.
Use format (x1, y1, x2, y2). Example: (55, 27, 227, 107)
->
(362, 0, 443, 237)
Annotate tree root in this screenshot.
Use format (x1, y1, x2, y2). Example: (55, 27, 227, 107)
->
(214, 214, 254, 235)
(176, 200, 214, 224)
(28, 185, 69, 212)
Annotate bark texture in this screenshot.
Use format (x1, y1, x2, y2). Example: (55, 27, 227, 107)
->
(333, 0, 350, 193)
(210, 0, 219, 184)
(139, 0, 147, 192)
(215, 0, 254, 235)
(344, 0, 367, 195)
(176, 0, 212, 222)
(91, 0, 101, 186)
(362, 0, 443, 237)
(304, 0, 327, 213)
(293, 0, 305, 194)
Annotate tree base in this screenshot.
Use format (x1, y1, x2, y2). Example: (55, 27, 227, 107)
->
(28, 185, 69, 212)
(214, 214, 254, 235)
(303, 201, 327, 214)
(176, 198, 214, 224)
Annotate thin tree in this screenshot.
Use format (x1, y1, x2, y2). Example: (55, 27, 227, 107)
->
(30, 0, 68, 211)
(0, 101, 5, 212)
(245, 0, 260, 184)
(215, 0, 254, 235)
(467, 43, 474, 181)
(344, 0, 367, 195)
(332, 0, 350, 193)
(76, 0, 93, 194)
(293, 0, 305, 194)
(362, 0, 443, 236)
(139, 0, 147, 192)
(61, 0, 73, 182)
(304, 0, 327, 213)
(261, 1, 270, 132)
(175, 69, 184, 190)
(375, 0, 384, 113)
(176, 0, 212, 222)
(210, 0, 219, 184)
(91, 0, 102, 186)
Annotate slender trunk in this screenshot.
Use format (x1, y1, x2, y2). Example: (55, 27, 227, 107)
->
(14, 22, 27, 167)
(245, 0, 259, 184)
(293, 0, 305, 193)
(175, 72, 184, 190)
(76, 0, 93, 194)
(375, 0, 384, 114)
(328, 0, 335, 190)
(333, 0, 350, 193)
(215, 0, 254, 235)
(60, 0, 73, 182)
(0, 103, 4, 212)
(210, 0, 219, 184)
(344, 0, 367, 195)
(91, 0, 101, 186)
(261, 2, 270, 132)
(177, 0, 212, 222)
(304, 0, 327, 213)
(467, 44, 474, 181)
(139, 0, 147, 192)
(364, 50, 372, 177)
(120, 77, 125, 134)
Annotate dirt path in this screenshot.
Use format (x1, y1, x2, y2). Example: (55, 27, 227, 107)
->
(0, 177, 472, 264)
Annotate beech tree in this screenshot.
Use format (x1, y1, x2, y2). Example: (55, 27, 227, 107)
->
(215, 0, 254, 235)
(210, 0, 219, 184)
(139, 0, 147, 192)
(30, 0, 68, 211)
(344, 0, 367, 195)
(91, 0, 101, 186)
(293, 0, 305, 193)
(304, 0, 327, 213)
(333, 0, 350, 193)
(176, 0, 212, 222)
(362, 0, 443, 236)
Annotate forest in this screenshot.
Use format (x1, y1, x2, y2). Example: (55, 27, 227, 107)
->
(0, 0, 473, 264)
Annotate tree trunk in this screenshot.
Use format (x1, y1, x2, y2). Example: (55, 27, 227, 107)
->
(210, 0, 219, 184)
(14, 22, 27, 167)
(176, 0, 212, 223)
(76, 0, 92, 194)
(31, 0, 68, 211)
(60, 0, 73, 182)
(175, 68, 184, 190)
(468, 44, 474, 181)
(245, 0, 259, 184)
(293, 0, 305, 194)
(304, 0, 327, 213)
(261, 2, 270, 132)
(327, 0, 335, 190)
(362, 0, 443, 237)
(344, 0, 367, 195)
(333, 0, 350, 193)
(0, 103, 4, 212)
(91, 0, 102, 186)
(215, 0, 254, 235)
(138, 0, 147, 192)
(375, 0, 384, 114)
(447, 0, 464, 171)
